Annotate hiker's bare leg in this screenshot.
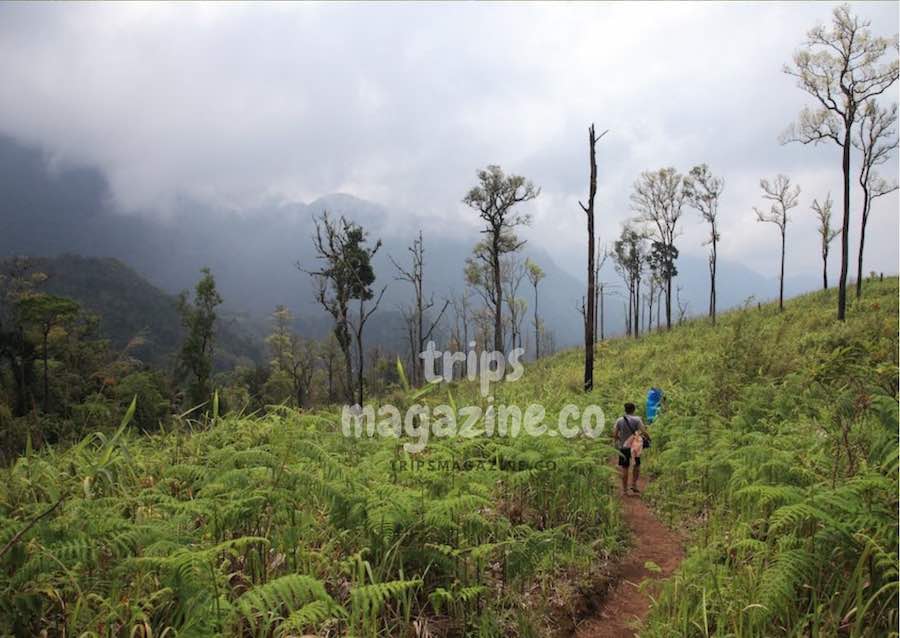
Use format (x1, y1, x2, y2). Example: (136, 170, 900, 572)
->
(620, 467, 628, 493)
(632, 465, 640, 489)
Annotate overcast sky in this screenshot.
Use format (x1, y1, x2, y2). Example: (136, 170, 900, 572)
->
(0, 1, 897, 281)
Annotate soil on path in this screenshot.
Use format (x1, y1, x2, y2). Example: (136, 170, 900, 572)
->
(575, 471, 684, 638)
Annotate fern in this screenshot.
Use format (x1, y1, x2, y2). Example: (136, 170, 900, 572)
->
(350, 578, 422, 624)
(232, 574, 335, 633)
(755, 549, 818, 622)
(280, 599, 347, 635)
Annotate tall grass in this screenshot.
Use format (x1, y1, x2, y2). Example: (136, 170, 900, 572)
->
(1, 279, 896, 636)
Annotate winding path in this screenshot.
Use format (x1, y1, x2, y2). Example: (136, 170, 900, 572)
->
(575, 473, 684, 638)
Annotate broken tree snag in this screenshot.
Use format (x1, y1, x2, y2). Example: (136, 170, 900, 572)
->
(579, 124, 607, 392)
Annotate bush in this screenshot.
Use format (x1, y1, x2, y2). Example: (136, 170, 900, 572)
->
(113, 371, 170, 431)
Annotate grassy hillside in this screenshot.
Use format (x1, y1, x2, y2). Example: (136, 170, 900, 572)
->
(0, 279, 896, 636)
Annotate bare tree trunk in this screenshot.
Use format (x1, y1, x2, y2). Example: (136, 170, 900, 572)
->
(356, 299, 365, 406)
(593, 249, 601, 345)
(356, 339, 364, 406)
(492, 236, 503, 355)
(462, 295, 469, 376)
(626, 285, 633, 337)
(666, 276, 673, 329)
(837, 127, 851, 320)
(656, 289, 662, 330)
(531, 302, 537, 358)
(856, 189, 869, 299)
(710, 236, 717, 324)
(343, 345, 354, 403)
(581, 125, 598, 392)
(779, 232, 785, 310)
(642, 292, 647, 334)
(415, 277, 423, 386)
(633, 277, 640, 339)
(352, 288, 386, 406)
(404, 310, 416, 381)
(599, 283, 605, 341)
(327, 358, 334, 402)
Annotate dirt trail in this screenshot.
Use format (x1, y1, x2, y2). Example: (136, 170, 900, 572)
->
(575, 472, 684, 638)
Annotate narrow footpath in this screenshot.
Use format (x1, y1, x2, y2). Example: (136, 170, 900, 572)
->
(575, 473, 684, 638)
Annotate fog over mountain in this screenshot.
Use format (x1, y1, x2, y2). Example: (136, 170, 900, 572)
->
(1, 2, 897, 288)
(1, 134, 837, 351)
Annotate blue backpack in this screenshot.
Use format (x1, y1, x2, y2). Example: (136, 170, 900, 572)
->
(646, 387, 663, 424)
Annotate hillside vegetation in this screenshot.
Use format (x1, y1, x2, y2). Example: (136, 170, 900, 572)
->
(1, 279, 896, 637)
(9, 255, 263, 368)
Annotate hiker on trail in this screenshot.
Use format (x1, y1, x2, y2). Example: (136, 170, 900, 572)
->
(613, 402, 649, 495)
(646, 387, 664, 424)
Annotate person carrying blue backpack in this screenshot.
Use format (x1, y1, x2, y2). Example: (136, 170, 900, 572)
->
(613, 403, 651, 495)
(646, 387, 664, 424)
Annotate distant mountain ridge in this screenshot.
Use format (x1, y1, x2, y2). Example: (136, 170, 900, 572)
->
(0, 134, 590, 349)
(0, 133, 825, 350)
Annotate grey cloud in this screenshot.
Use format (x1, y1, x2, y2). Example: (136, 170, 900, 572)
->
(0, 1, 896, 282)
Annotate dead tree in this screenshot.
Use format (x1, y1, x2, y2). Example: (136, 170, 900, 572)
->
(753, 175, 801, 312)
(782, 5, 898, 319)
(593, 243, 608, 344)
(598, 282, 606, 341)
(676, 285, 689, 325)
(598, 282, 621, 342)
(389, 230, 450, 385)
(449, 288, 472, 378)
(398, 304, 417, 380)
(578, 124, 607, 391)
(811, 194, 839, 290)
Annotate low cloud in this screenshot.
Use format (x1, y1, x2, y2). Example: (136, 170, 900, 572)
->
(0, 1, 896, 279)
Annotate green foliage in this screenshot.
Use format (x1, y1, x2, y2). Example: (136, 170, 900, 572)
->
(113, 371, 170, 431)
(622, 279, 899, 637)
(0, 377, 623, 637)
(1, 255, 261, 368)
(0, 279, 895, 637)
(232, 573, 339, 634)
(177, 267, 223, 408)
(16, 293, 80, 335)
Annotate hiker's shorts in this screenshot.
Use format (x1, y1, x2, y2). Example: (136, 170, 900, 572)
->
(618, 447, 641, 468)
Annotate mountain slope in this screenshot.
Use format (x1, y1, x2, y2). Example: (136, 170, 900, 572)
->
(3, 254, 262, 368)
